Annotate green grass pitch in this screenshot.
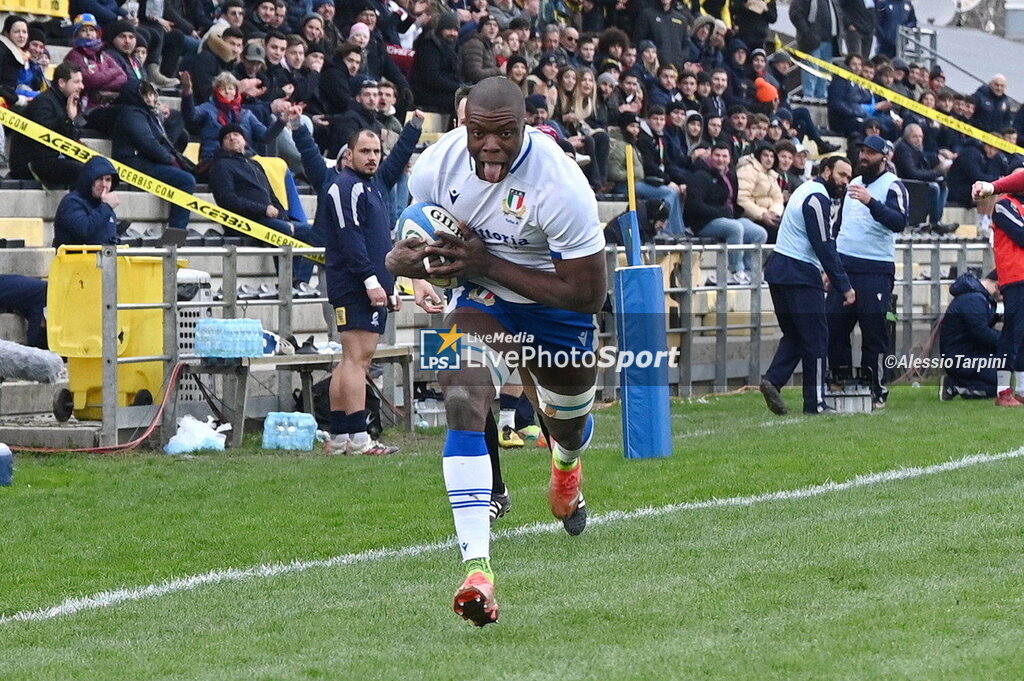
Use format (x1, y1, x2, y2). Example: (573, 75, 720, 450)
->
(3, 387, 1024, 680)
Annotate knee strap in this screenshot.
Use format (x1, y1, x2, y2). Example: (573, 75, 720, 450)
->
(531, 380, 596, 421)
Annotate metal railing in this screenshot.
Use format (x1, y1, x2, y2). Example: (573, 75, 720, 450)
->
(94, 238, 992, 444)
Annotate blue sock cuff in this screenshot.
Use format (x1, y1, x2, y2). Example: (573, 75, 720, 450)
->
(329, 410, 347, 435)
(444, 429, 489, 457)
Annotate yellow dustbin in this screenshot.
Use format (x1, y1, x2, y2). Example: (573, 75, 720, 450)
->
(48, 246, 165, 420)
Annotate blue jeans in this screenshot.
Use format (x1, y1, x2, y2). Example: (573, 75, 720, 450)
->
(391, 171, 411, 226)
(698, 217, 768, 273)
(261, 217, 321, 285)
(926, 182, 949, 224)
(634, 181, 686, 235)
(120, 157, 196, 230)
(801, 42, 833, 99)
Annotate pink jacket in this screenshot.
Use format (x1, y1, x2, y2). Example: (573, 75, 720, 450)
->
(65, 46, 128, 111)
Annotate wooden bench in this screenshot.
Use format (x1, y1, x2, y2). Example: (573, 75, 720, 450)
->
(178, 346, 415, 447)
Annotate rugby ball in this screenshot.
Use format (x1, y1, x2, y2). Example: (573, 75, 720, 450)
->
(397, 201, 462, 288)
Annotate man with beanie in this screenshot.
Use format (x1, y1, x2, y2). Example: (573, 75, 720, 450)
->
(460, 14, 502, 84)
(313, 0, 344, 53)
(761, 155, 854, 415)
(103, 20, 146, 87)
(828, 135, 909, 408)
(411, 13, 461, 115)
(938, 269, 1001, 400)
(322, 115, 424, 457)
(208, 121, 318, 284)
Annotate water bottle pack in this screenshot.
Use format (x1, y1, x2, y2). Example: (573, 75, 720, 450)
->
(195, 318, 265, 358)
(262, 412, 319, 451)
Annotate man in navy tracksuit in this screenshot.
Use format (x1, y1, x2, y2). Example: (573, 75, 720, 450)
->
(939, 270, 1000, 399)
(761, 156, 855, 415)
(323, 116, 423, 456)
(827, 135, 909, 407)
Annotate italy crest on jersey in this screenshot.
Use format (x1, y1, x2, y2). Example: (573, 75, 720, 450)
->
(502, 188, 527, 219)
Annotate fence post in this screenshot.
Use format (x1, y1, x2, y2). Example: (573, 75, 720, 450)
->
(748, 244, 763, 386)
(100, 246, 119, 447)
(161, 246, 179, 444)
(677, 244, 694, 397)
(714, 245, 728, 391)
(901, 245, 915, 356)
(277, 247, 294, 411)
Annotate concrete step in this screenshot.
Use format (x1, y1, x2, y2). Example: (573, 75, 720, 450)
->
(0, 248, 54, 278)
(0, 415, 100, 449)
(0, 379, 68, 416)
(1, 189, 317, 224)
(0, 313, 27, 343)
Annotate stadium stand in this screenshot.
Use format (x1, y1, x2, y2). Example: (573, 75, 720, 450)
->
(0, 0, 1005, 445)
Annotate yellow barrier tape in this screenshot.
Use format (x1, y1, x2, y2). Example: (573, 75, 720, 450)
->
(0, 106, 324, 264)
(778, 38, 1024, 157)
(625, 143, 637, 213)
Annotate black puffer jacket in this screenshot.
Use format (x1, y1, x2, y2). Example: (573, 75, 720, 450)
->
(411, 30, 460, 114)
(112, 83, 178, 166)
(685, 159, 743, 232)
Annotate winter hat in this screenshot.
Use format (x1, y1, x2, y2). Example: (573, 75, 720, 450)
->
(2, 16, 26, 34)
(754, 77, 778, 103)
(104, 19, 136, 42)
(349, 22, 371, 39)
(638, 39, 656, 53)
(618, 112, 639, 128)
(750, 47, 767, 60)
(302, 13, 324, 28)
(685, 110, 703, 125)
(312, 0, 334, 7)
(27, 26, 46, 45)
(73, 13, 98, 35)
(436, 12, 460, 32)
(506, 55, 528, 73)
(219, 123, 246, 143)
(597, 72, 617, 87)
(524, 93, 548, 113)
(768, 50, 792, 64)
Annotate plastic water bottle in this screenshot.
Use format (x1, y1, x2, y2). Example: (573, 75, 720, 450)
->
(262, 412, 317, 450)
(0, 443, 13, 486)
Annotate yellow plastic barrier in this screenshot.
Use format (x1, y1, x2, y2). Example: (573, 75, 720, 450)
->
(47, 245, 165, 419)
(0, 0, 69, 19)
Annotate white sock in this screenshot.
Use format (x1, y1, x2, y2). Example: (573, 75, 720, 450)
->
(498, 409, 515, 430)
(443, 430, 492, 561)
(552, 414, 594, 467)
(1015, 372, 1024, 394)
(350, 431, 369, 446)
(998, 371, 1011, 394)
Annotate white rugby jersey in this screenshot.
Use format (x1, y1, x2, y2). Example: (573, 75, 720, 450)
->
(408, 125, 605, 304)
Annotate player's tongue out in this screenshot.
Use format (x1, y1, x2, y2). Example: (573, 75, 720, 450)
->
(483, 162, 504, 182)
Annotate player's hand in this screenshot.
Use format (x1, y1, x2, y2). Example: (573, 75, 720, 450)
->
(413, 278, 444, 313)
(843, 288, 856, 306)
(424, 223, 491, 280)
(367, 286, 388, 307)
(385, 237, 431, 278)
(847, 184, 871, 205)
(972, 180, 995, 201)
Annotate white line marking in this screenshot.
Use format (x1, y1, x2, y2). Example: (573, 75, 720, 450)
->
(4, 447, 1023, 627)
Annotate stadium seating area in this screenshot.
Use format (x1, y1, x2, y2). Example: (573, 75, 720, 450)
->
(0, 0, 1002, 439)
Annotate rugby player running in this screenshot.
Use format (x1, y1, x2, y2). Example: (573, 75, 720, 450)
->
(387, 77, 607, 626)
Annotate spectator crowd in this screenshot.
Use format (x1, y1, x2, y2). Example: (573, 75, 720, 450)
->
(0, 0, 1020, 288)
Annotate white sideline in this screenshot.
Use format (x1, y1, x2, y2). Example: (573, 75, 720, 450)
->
(3, 447, 1023, 627)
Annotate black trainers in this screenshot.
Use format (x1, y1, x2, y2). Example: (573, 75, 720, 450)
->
(488, 485, 512, 527)
(816, 140, 841, 154)
(759, 378, 788, 415)
(561, 492, 588, 536)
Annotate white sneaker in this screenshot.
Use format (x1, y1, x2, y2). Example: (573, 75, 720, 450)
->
(346, 438, 399, 456)
(324, 435, 349, 455)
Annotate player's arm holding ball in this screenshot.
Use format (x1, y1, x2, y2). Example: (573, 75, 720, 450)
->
(429, 225, 607, 313)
